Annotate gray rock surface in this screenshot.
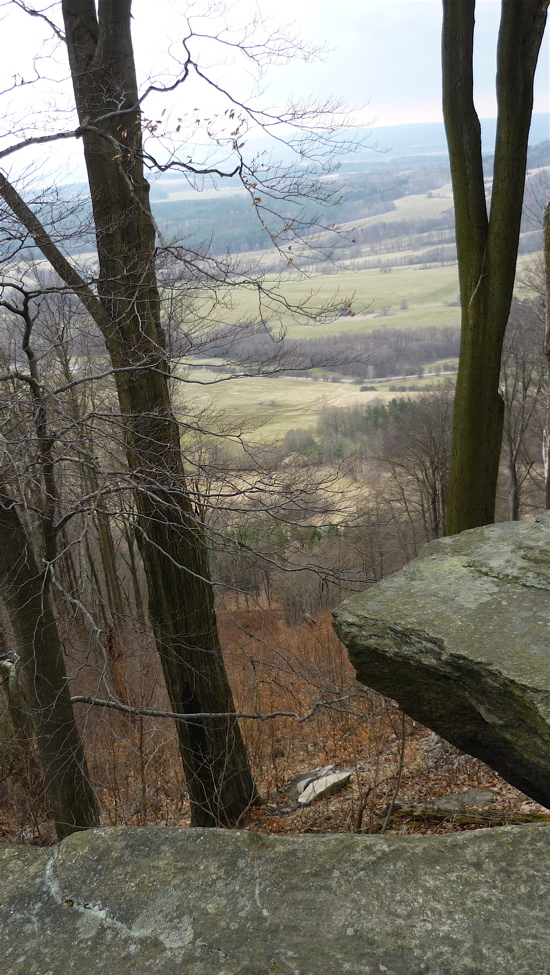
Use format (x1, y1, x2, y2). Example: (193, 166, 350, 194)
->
(298, 770, 351, 805)
(287, 766, 352, 805)
(2, 825, 550, 974)
(333, 512, 550, 808)
(412, 789, 497, 813)
(286, 766, 334, 802)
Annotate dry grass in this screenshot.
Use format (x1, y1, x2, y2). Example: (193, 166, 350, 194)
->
(0, 607, 546, 846)
(178, 371, 400, 438)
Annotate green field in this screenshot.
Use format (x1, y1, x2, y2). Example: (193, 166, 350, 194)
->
(171, 163, 541, 442)
(209, 262, 461, 338)
(178, 370, 403, 439)
(341, 187, 455, 229)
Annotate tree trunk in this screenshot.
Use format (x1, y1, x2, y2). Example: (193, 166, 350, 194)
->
(0, 651, 46, 818)
(443, 0, 548, 534)
(544, 201, 550, 509)
(507, 448, 520, 521)
(84, 447, 130, 701)
(123, 518, 147, 625)
(0, 491, 99, 839)
(59, 0, 256, 824)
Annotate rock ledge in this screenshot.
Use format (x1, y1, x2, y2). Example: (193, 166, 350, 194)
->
(2, 825, 550, 974)
(333, 513, 550, 806)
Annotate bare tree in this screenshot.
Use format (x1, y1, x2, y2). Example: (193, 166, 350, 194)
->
(0, 0, 362, 828)
(500, 300, 547, 520)
(0, 483, 99, 838)
(0, 279, 101, 837)
(366, 388, 453, 547)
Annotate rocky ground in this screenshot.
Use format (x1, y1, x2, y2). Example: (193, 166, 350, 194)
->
(243, 718, 550, 837)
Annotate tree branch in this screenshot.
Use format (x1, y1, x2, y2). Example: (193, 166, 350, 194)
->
(0, 128, 81, 163)
(71, 694, 353, 724)
(0, 171, 110, 332)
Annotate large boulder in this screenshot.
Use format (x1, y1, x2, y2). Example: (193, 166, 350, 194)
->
(2, 825, 550, 974)
(333, 512, 550, 808)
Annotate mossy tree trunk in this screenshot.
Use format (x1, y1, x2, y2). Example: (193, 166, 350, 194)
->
(442, 0, 548, 534)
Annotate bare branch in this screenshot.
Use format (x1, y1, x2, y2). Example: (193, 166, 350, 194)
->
(0, 172, 110, 331)
(0, 128, 81, 164)
(9, 0, 65, 41)
(70, 694, 353, 724)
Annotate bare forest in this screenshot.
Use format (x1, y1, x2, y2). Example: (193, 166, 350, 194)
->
(0, 0, 549, 843)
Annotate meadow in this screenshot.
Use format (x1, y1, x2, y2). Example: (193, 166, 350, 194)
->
(180, 253, 462, 439)
(173, 151, 543, 441)
(179, 370, 397, 439)
(217, 250, 461, 336)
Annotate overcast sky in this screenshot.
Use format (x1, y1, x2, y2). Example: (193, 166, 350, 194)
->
(0, 1, 548, 178)
(130, 0, 550, 128)
(257, 0, 549, 127)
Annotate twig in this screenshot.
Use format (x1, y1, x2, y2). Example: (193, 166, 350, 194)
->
(380, 711, 406, 833)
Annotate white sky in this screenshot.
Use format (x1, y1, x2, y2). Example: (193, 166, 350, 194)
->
(131, 0, 549, 127)
(264, 0, 549, 126)
(0, 1, 548, 179)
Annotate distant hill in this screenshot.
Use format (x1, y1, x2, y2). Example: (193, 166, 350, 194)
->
(148, 136, 548, 257)
(32, 117, 550, 260)
(238, 114, 549, 172)
(348, 113, 549, 163)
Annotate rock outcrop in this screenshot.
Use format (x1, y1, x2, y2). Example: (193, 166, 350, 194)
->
(333, 512, 550, 808)
(2, 825, 550, 974)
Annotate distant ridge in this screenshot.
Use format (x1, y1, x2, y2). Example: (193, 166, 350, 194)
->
(353, 113, 549, 161)
(237, 114, 548, 172)
(59, 115, 548, 192)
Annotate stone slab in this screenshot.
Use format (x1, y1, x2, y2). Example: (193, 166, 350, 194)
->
(413, 789, 497, 812)
(297, 770, 352, 805)
(1, 825, 550, 974)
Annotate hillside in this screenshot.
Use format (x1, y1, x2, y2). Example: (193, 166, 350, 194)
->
(4, 125, 548, 444)
(147, 126, 548, 258)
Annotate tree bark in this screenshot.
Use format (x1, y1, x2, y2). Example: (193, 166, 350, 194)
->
(0, 491, 99, 839)
(443, 0, 548, 534)
(507, 447, 520, 521)
(544, 201, 550, 508)
(57, 0, 256, 824)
